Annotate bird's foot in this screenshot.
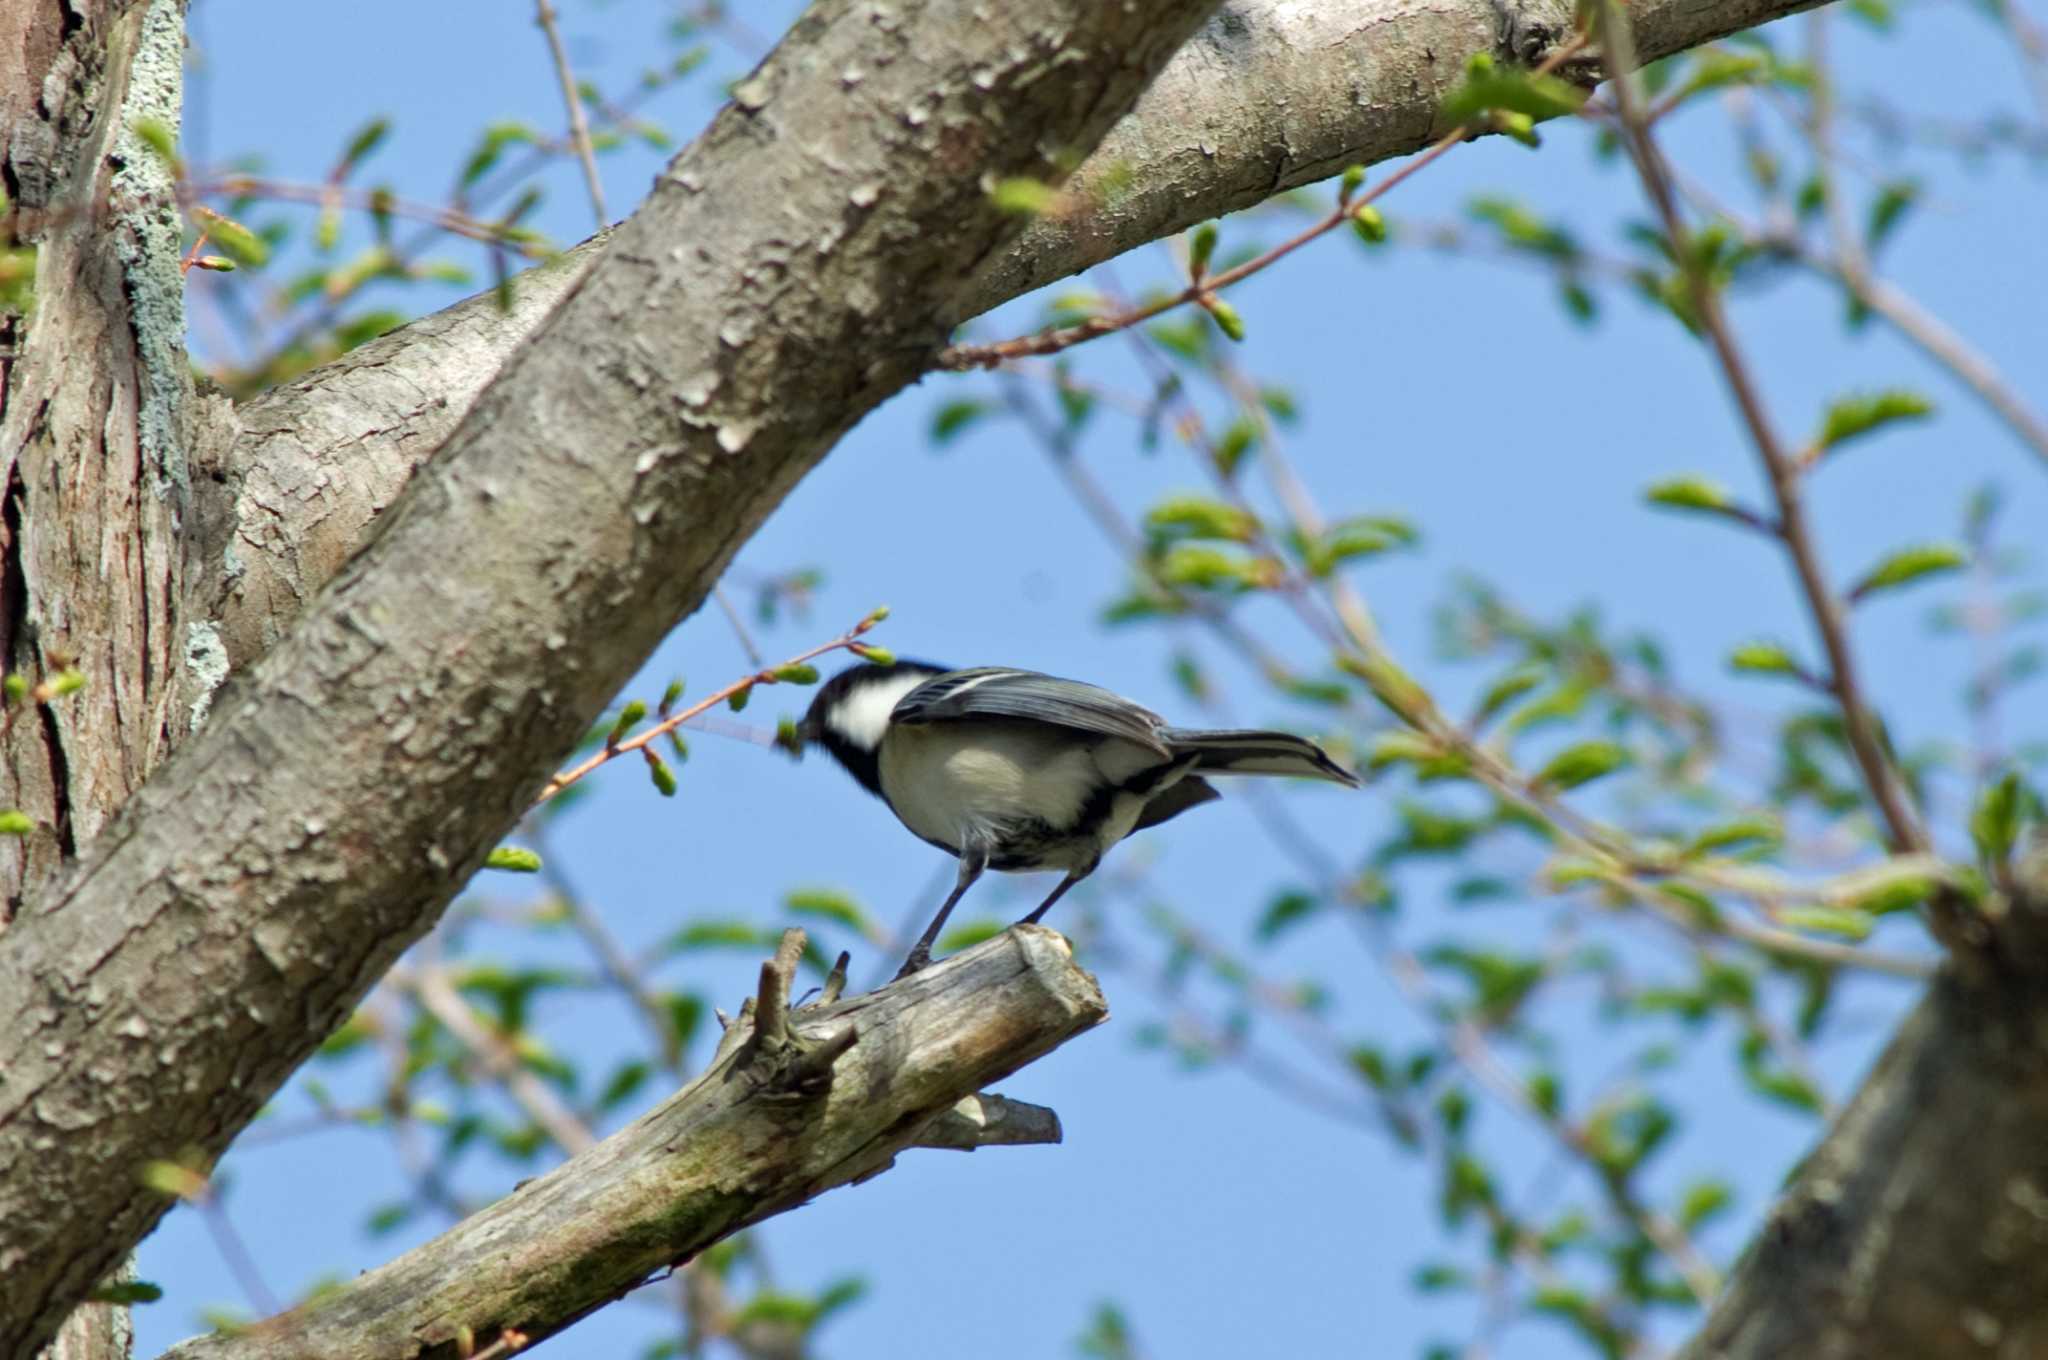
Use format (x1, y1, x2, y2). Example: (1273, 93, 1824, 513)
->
(892, 944, 933, 982)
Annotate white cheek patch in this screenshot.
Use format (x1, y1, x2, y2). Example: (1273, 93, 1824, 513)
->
(826, 672, 931, 751)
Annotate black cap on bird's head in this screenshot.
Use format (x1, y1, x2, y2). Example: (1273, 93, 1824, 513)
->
(790, 657, 950, 793)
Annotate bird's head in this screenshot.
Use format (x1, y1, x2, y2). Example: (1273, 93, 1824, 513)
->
(789, 659, 950, 791)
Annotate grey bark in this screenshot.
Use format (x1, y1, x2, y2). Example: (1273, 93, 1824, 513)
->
(189, 0, 1828, 667)
(158, 926, 1105, 1360)
(1, 0, 195, 912)
(1678, 857, 2048, 1360)
(0, 2, 1222, 1355)
(1, 4, 195, 1360)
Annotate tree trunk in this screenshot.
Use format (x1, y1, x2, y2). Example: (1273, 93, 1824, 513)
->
(0, 2, 1221, 1354)
(2, 3, 196, 1358)
(1679, 858, 2048, 1360)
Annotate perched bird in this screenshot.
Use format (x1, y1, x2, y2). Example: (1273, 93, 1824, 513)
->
(795, 659, 1360, 977)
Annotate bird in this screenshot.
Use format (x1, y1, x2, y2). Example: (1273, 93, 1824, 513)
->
(794, 658, 1360, 977)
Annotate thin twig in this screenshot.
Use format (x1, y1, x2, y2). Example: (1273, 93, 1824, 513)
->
(1600, 0, 1927, 859)
(532, 610, 885, 808)
(403, 965, 596, 1154)
(935, 33, 1592, 371)
(535, 0, 609, 227)
(189, 176, 555, 256)
(712, 584, 765, 667)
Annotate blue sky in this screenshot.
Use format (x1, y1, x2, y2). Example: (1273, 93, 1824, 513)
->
(137, 2, 2046, 1357)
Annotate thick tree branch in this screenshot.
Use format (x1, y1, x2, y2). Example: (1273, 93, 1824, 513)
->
(1678, 850, 2048, 1359)
(190, 0, 1827, 678)
(158, 927, 1099, 1360)
(0, 2, 1221, 1353)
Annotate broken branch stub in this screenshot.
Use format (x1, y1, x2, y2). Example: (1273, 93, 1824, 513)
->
(159, 925, 1102, 1360)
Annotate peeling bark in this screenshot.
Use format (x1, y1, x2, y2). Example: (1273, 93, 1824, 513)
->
(0, 0, 194, 911)
(1, 4, 195, 1359)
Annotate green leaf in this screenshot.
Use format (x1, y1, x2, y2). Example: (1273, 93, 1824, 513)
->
(989, 177, 1057, 216)
(1413, 1263, 1470, 1293)
(88, 1280, 164, 1305)
(0, 810, 32, 836)
(1299, 515, 1417, 576)
(1816, 390, 1934, 453)
(366, 1201, 415, 1236)
(785, 888, 870, 931)
(1255, 890, 1318, 941)
(727, 683, 752, 712)
(1188, 222, 1218, 276)
(132, 117, 179, 166)
(596, 1060, 651, 1112)
(930, 398, 989, 445)
(1534, 740, 1631, 791)
(1213, 418, 1258, 476)
(1848, 541, 1967, 602)
(1644, 475, 1735, 514)
(484, 847, 542, 873)
(936, 918, 1004, 952)
(1684, 816, 1781, 858)
(646, 755, 677, 797)
(1155, 545, 1274, 592)
(662, 920, 778, 953)
(1866, 181, 1919, 254)
(336, 118, 392, 178)
(608, 700, 647, 745)
(1467, 196, 1577, 259)
(1971, 771, 2025, 867)
(1779, 906, 1872, 940)
(1728, 640, 1805, 679)
(1439, 53, 1589, 124)
(192, 207, 269, 268)
(1350, 205, 1387, 244)
(771, 663, 820, 685)
(1207, 299, 1246, 343)
(1677, 1178, 1734, 1230)
(459, 121, 539, 190)
(1471, 665, 1544, 729)
(1145, 495, 1256, 543)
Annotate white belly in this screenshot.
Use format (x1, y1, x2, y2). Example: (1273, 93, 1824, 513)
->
(877, 722, 1163, 871)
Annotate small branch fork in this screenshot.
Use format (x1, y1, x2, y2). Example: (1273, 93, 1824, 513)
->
(1596, 2, 1928, 863)
(935, 31, 1594, 372)
(530, 609, 887, 809)
(161, 928, 1093, 1360)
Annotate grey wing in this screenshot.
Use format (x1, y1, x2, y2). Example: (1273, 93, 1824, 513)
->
(892, 668, 1172, 755)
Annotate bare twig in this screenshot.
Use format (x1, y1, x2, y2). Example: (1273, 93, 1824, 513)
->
(935, 33, 1592, 371)
(402, 965, 596, 1154)
(1600, 0, 1928, 859)
(534, 0, 608, 227)
(532, 610, 886, 808)
(712, 584, 765, 667)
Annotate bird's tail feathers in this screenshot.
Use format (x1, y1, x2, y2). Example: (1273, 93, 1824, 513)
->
(1159, 727, 1360, 787)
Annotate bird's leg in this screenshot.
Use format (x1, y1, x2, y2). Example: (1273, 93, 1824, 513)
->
(894, 846, 987, 981)
(1021, 867, 1089, 925)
